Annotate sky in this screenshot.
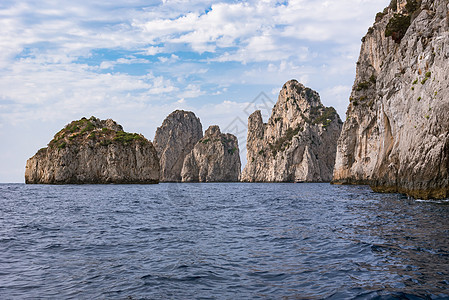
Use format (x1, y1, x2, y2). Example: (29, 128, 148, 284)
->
(0, 0, 389, 183)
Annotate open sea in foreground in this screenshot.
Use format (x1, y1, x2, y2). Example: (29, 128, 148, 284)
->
(0, 183, 448, 299)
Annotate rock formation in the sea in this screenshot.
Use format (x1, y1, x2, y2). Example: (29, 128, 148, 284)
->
(25, 117, 159, 184)
(153, 110, 203, 182)
(241, 80, 343, 182)
(332, 0, 449, 199)
(181, 125, 241, 182)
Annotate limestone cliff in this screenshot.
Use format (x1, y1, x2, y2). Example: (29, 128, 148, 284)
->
(25, 117, 159, 184)
(153, 110, 203, 182)
(241, 80, 342, 182)
(333, 0, 449, 199)
(181, 125, 241, 182)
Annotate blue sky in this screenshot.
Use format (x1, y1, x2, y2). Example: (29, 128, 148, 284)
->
(0, 0, 389, 182)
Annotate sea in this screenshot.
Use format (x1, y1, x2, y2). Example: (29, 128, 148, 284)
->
(0, 183, 448, 299)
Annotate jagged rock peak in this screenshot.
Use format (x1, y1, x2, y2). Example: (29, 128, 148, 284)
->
(153, 110, 203, 182)
(278, 79, 322, 108)
(332, 0, 449, 199)
(25, 116, 159, 184)
(181, 125, 241, 182)
(241, 80, 342, 182)
(205, 125, 221, 136)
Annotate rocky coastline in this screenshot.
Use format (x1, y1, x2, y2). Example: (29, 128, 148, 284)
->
(332, 0, 449, 199)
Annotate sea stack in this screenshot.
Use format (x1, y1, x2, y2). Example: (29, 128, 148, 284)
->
(181, 125, 241, 182)
(332, 0, 449, 199)
(153, 110, 203, 182)
(241, 80, 342, 182)
(25, 117, 159, 184)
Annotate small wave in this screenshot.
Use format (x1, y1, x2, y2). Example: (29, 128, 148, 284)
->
(415, 199, 449, 205)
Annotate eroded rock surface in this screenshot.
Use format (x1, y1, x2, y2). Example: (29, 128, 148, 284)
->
(241, 80, 342, 182)
(153, 110, 203, 182)
(181, 125, 241, 182)
(333, 0, 449, 199)
(25, 117, 159, 184)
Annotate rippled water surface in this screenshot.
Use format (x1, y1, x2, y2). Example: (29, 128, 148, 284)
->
(0, 183, 448, 299)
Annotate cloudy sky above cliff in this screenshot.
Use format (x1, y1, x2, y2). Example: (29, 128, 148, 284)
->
(0, 0, 389, 182)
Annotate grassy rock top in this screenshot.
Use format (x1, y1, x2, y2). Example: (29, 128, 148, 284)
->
(47, 116, 147, 151)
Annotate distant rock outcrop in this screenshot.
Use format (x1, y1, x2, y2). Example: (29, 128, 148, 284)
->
(332, 0, 449, 199)
(181, 125, 241, 182)
(241, 80, 342, 182)
(25, 117, 159, 184)
(153, 110, 203, 182)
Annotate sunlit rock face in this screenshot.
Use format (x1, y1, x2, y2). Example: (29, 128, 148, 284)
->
(181, 125, 241, 182)
(153, 110, 203, 182)
(242, 80, 342, 182)
(332, 0, 449, 199)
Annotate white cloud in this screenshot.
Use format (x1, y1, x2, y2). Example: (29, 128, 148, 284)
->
(158, 54, 179, 63)
(99, 57, 151, 69)
(143, 46, 164, 56)
(178, 84, 204, 99)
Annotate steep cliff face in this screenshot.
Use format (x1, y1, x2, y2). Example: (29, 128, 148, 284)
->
(181, 125, 241, 182)
(241, 80, 342, 182)
(153, 110, 203, 182)
(333, 0, 449, 199)
(25, 117, 159, 184)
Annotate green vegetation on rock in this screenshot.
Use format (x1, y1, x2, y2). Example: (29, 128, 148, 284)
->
(405, 0, 419, 13)
(227, 147, 237, 155)
(356, 81, 370, 91)
(376, 11, 386, 22)
(385, 14, 411, 43)
(47, 117, 146, 149)
(269, 125, 303, 156)
(57, 142, 66, 150)
(113, 131, 144, 145)
(312, 106, 337, 127)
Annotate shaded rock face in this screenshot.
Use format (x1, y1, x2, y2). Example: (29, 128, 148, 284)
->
(241, 80, 342, 182)
(333, 0, 449, 199)
(153, 110, 203, 182)
(25, 117, 159, 184)
(181, 125, 241, 182)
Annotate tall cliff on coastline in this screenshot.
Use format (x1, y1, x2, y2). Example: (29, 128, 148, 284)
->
(25, 117, 159, 184)
(242, 80, 342, 182)
(332, 0, 449, 199)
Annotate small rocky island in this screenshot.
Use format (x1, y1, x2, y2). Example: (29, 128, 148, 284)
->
(182, 125, 241, 182)
(25, 117, 159, 184)
(154, 110, 241, 182)
(332, 0, 449, 199)
(242, 80, 342, 182)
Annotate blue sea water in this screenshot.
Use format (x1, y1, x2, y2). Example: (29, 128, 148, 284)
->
(0, 183, 448, 299)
